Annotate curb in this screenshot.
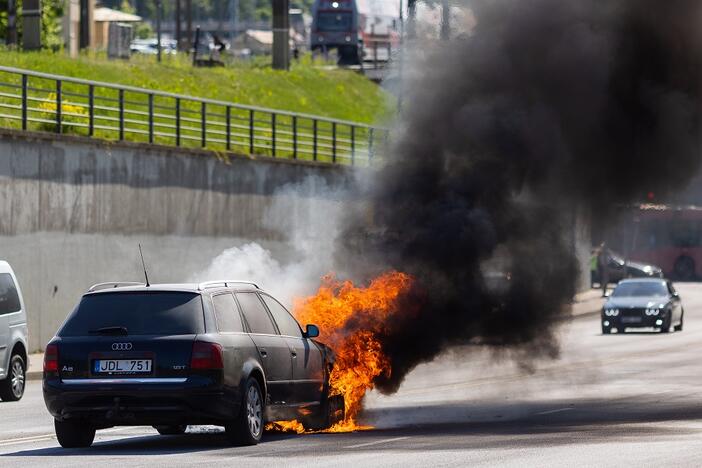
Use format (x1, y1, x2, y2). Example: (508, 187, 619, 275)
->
(27, 371, 42, 381)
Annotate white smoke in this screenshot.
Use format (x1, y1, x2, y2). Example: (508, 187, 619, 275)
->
(191, 177, 351, 307)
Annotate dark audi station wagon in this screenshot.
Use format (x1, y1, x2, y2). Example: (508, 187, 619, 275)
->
(43, 281, 344, 448)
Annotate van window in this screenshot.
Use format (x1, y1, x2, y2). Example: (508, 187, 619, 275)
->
(236, 293, 277, 335)
(0, 273, 21, 315)
(59, 292, 204, 336)
(212, 293, 244, 333)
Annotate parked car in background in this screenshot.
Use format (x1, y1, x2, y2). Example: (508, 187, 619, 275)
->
(601, 278, 683, 334)
(591, 250, 663, 287)
(43, 280, 344, 448)
(0, 261, 28, 401)
(130, 38, 178, 55)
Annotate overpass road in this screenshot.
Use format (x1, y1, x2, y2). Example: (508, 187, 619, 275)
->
(2, 284, 702, 467)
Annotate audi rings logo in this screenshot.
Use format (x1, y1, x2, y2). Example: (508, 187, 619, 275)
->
(111, 342, 133, 351)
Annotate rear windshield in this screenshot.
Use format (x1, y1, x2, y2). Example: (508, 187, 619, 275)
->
(59, 292, 204, 337)
(612, 282, 668, 298)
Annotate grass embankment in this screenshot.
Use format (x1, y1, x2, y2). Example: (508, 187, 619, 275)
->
(0, 50, 393, 162)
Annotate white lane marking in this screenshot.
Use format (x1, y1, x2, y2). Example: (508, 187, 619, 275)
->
(535, 407, 574, 416)
(345, 436, 410, 449)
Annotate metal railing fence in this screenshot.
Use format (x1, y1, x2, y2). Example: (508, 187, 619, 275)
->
(0, 66, 389, 165)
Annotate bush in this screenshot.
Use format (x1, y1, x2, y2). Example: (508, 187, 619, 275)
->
(37, 93, 89, 134)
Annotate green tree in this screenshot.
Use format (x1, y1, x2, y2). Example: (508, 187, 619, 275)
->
(0, 0, 63, 50)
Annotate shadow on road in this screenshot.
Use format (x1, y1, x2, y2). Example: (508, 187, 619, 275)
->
(1, 430, 301, 457)
(5, 396, 702, 456)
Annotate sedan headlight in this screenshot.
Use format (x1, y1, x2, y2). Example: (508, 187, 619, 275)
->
(645, 308, 661, 316)
(605, 309, 619, 316)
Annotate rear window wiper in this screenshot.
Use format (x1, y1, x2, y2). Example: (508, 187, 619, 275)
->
(88, 326, 128, 336)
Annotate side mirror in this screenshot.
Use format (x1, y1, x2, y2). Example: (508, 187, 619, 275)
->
(304, 324, 320, 338)
(604, 291, 611, 298)
(672, 292, 680, 299)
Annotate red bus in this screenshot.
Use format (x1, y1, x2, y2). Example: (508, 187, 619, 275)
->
(617, 204, 702, 280)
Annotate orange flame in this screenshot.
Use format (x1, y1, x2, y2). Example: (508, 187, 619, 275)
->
(268, 271, 414, 434)
(265, 420, 306, 434)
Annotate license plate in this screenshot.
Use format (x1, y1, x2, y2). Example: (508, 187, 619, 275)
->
(622, 316, 642, 324)
(93, 359, 152, 374)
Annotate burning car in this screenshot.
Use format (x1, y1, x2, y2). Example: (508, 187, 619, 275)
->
(43, 281, 344, 448)
(601, 278, 684, 334)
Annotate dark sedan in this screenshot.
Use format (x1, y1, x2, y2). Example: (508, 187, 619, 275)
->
(43, 281, 344, 448)
(601, 278, 684, 334)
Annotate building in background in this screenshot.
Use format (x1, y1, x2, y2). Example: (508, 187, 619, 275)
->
(94, 7, 142, 49)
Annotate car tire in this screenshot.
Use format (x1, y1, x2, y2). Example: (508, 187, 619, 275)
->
(0, 354, 26, 402)
(602, 325, 611, 335)
(153, 425, 187, 435)
(307, 394, 345, 431)
(659, 321, 671, 333)
(675, 311, 684, 332)
(225, 377, 264, 446)
(55, 419, 96, 448)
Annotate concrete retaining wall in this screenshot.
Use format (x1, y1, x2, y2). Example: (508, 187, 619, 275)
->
(0, 130, 356, 351)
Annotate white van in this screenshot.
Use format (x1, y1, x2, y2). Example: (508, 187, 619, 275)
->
(0, 261, 28, 401)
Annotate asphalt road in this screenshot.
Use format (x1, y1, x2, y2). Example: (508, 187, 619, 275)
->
(3, 284, 702, 467)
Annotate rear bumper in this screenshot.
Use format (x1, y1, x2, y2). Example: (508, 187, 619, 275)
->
(43, 377, 239, 426)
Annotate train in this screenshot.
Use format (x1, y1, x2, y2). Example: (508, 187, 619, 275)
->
(310, 0, 400, 65)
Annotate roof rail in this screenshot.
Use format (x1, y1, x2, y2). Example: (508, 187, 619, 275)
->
(198, 280, 260, 291)
(88, 282, 146, 292)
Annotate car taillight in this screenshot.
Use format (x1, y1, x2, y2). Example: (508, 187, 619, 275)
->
(190, 341, 224, 370)
(44, 344, 59, 372)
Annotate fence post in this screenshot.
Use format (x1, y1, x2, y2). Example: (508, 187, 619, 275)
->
(313, 119, 318, 161)
(350, 125, 355, 166)
(271, 113, 276, 157)
(201, 101, 206, 147)
(119, 89, 125, 140)
(55, 80, 62, 134)
(88, 84, 94, 137)
(175, 97, 181, 147)
(292, 116, 297, 159)
(332, 122, 337, 163)
(249, 109, 254, 154)
(368, 127, 374, 161)
(225, 106, 231, 151)
(21, 74, 27, 131)
(148, 93, 154, 144)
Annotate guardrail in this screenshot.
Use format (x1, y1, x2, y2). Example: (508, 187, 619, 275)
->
(0, 66, 389, 165)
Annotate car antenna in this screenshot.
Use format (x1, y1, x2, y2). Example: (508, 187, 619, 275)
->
(139, 243, 151, 287)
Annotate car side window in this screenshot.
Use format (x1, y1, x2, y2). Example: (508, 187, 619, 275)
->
(0, 273, 21, 315)
(261, 294, 303, 338)
(236, 292, 278, 335)
(212, 293, 244, 333)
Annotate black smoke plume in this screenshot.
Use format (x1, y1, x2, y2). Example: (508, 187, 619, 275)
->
(341, 0, 702, 393)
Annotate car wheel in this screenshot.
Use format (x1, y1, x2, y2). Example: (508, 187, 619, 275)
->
(675, 310, 684, 332)
(601, 325, 611, 335)
(659, 321, 671, 333)
(225, 377, 264, 446)
(307, 394, 346, 431)
(0, 354, 26, 401)
(54, 419, 96, 448)
(673, 256, 696, 281)
(153, 425, 187, 435)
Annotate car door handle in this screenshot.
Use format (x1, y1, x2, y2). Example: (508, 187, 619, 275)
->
(259, 348, 268, 358)
(291, 350, 297, 358)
